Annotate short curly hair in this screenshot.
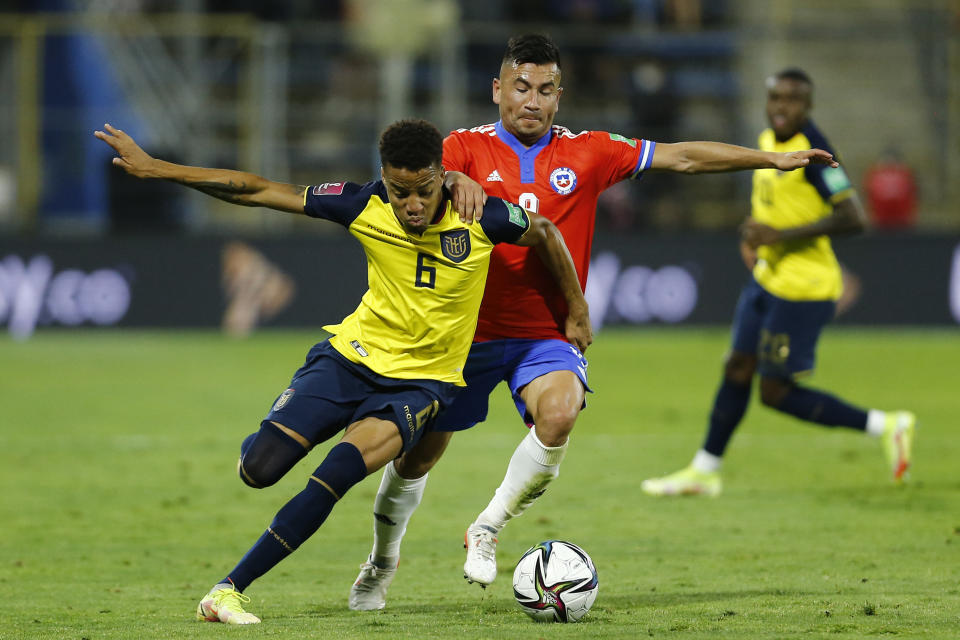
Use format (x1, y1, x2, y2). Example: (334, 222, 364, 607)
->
(378, 118, 443, 172)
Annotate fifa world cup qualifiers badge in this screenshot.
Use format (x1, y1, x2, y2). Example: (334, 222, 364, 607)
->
(273, 388, 295, 411)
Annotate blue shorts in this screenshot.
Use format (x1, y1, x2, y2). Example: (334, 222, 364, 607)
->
(263, 340, 460, 452)
(432, 338, 591, 432)
(730, 279, 835, 379)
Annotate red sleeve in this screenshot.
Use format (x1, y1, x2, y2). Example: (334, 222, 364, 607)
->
(442, 132, 469, 173)
(587, 131, 654, 190)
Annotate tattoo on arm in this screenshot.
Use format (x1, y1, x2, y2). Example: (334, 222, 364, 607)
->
(184, 179, 256, 205)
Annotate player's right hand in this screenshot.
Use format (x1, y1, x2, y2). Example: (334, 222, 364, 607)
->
(94, 123, 157, 178)
(445, 171, 487, 223)
(565, 302, 593, 354)
(775, 148, 838, 171)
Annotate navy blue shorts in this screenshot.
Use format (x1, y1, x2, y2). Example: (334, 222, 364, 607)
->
(730, 279, 836, 379)
(432, 338, 591, 432)
(263, 340, 460, 452)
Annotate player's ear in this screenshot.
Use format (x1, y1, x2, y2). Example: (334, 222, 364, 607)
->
(492, 77, 501, 105)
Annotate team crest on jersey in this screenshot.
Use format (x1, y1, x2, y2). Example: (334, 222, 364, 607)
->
(549, 167, 577, 195)
(440, 229, 471, 263)
(312, 182, 345, 196)
(273, 388, 295, 411)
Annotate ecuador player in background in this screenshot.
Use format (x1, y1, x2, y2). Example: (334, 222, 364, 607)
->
(641, 69, 916, 498)
(95, 118, 589, 624)
(349, 36, 841, 609)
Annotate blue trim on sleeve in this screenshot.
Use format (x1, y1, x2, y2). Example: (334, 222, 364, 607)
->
(800, 121, 849, 202)
(303, 180, 383, 227)
(494, 120, 552, 184)
(632, 139, 656, 178)
(479, 197, 529, 244)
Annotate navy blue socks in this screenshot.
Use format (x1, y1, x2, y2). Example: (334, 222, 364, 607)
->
(225, 441, 368, 592)
(702, 378, 752, 457)
(777, 386, 868, 431)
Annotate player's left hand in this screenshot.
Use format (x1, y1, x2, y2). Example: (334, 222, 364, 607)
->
(565, 303, 593, 354)
(445, 171, 487, 223)
(740, 217, 781, 248)
(774, 148, 838, 171)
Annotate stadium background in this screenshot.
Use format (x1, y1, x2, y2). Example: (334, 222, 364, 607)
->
(0, 0, 957, 338)
(3, 3, 960, 639)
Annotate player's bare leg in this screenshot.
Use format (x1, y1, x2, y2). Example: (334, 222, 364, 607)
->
(465, 370, 583, 586)
(350, 430, 452, 610)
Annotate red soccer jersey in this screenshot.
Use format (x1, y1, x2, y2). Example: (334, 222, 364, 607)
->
(443, 121, 655, 342)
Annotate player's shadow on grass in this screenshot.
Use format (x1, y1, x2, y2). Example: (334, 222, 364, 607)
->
(595, 588, 823, 609)
(300, 587, 814, 619)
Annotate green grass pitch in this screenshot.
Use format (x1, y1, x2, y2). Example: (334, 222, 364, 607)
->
(2, 327, 958, 639)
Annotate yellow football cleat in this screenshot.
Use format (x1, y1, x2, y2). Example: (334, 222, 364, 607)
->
(196, 584, 261, 625)
(882, 411, 916, 483)
(641, 465, 722, 497)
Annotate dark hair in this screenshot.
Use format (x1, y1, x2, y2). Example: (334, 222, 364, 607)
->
(502, 33, 562, 71)
(378, 118, 443, 171)
(775, 68, 813, 87)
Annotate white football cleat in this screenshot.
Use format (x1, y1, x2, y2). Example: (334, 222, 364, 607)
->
(463, 523, 498, 587)
(349, 555, 397, 611)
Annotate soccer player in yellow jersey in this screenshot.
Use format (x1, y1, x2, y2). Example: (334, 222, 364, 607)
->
(95, 119, 590, 624)
(642, 69, 915, 498)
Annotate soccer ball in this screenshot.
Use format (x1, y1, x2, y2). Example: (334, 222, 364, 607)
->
(512, 540, 599, 622)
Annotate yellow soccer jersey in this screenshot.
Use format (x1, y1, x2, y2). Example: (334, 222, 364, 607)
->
(751, 121, 855, 301)
(303, 181, 530, 385)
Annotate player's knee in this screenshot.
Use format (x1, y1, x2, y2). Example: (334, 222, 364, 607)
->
(533, 405, 578, 446)
(394, 448, 440, 478)
(759, 377, 792, 408)
(237, 455, 277, 489)
(724, 352, 756, 384)
(236, 424, 307, 488)
(237, 432, 268, 488)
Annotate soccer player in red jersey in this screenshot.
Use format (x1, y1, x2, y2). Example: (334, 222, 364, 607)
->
(349, 34, 839, 610)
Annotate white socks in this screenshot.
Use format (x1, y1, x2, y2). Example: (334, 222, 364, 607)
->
(692, 449, 722, 473)
(369, 460, 427, 567)
(865, 409, 887, 437)
(475, 429, 567, 533)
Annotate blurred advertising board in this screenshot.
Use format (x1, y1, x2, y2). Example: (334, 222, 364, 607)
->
(1, 233, 958, 338)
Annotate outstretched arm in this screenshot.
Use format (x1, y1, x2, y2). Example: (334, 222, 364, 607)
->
(650, 140, 838, 174)
(94, 123, 306, 213)
(741, 195, 867, 248)
(514, 213, 592, 353)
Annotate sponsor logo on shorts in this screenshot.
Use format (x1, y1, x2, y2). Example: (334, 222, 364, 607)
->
(350, 340, 369, 357)
(273, 388, 295, 411)
(549, 167, 577, 195)
(403, 404, 415, 439)
(440, 229, 471, 263)
(312, 182, 345, 196)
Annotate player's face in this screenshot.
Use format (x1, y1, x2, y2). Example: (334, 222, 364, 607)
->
(494, 61, 563, 146)
(381, 162, 445, 235)
(766, 77, 812, 141)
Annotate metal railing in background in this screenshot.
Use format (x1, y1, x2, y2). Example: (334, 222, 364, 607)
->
(0, 1, 956, 235)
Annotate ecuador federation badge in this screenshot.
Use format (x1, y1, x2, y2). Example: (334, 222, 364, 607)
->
(440, 229, 471, 263)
